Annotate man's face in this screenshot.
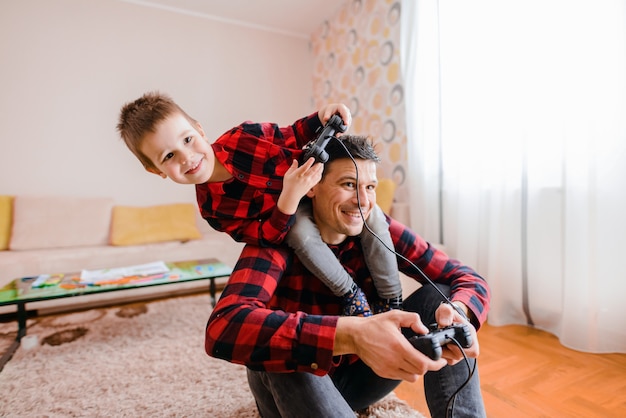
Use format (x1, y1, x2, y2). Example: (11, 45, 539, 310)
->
(140, 113, 215, 185)
(307, 157, 378, 245)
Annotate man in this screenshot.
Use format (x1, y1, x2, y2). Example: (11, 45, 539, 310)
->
(205, 135, 491, 418)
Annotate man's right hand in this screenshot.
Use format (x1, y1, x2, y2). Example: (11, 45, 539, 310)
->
(334, 310, 448, 381)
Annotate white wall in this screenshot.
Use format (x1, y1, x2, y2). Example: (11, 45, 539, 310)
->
(0, 0, 314, 206)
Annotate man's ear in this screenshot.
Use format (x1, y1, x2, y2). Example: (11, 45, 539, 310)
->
(306, 185, 317, 198)
(146, 167, 167, 179)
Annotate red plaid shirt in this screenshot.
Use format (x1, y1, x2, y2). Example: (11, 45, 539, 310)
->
(205, 216, 491, 376)
(195, 112, 322, 245)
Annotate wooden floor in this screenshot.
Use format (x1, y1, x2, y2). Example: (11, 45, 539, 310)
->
(394, 323, 626, 418)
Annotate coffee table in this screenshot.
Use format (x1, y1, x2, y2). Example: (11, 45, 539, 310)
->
(0, 258, 232, 371)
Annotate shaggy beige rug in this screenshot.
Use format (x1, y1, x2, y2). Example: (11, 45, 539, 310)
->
(0, 294, 425, 417)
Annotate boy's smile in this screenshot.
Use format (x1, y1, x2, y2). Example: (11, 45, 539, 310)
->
(140, 113, 217, 185)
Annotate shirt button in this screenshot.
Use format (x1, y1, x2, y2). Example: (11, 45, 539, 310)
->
(238, 174, 244, 179)
(266, 181, 272, 186)
(310, 363, 318, 370)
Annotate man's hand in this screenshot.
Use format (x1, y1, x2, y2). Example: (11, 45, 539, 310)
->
(277, 158, 323, 215)
(318, 103, 352, 132)
(334, 310, 448, 382)
(434, 302, 480, 365)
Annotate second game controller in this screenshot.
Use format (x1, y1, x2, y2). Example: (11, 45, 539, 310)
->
(301, 114, 347, 164)
(408, 323, 473, 361)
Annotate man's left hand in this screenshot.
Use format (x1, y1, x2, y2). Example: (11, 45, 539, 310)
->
(434, 302, 480, 365)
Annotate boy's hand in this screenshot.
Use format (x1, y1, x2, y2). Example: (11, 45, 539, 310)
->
(318, 104, 352, 132)
(277, 158, 323, 215)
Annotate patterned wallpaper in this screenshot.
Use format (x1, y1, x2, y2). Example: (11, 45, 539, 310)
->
(310, 0, 407, 202)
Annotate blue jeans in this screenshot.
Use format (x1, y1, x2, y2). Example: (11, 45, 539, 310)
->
(246, 285, 487, 418)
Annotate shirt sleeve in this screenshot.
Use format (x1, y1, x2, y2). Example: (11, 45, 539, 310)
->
(196, 112, 324, 247)
(203, 202, 296, 247)
(389, 217, 491, 328)
(290, 111, 324, 148)
(205, 245, 339, 375)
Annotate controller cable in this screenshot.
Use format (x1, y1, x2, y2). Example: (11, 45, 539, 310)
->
(332, 137, 475, 418)
(445, 337, 477, 417)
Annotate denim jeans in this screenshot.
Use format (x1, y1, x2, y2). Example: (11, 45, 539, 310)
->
(246, 284, 487, 418)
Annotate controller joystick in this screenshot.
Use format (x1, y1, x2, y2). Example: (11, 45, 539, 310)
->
(408, 323, 473, 361)
(301, 114, 347, 164)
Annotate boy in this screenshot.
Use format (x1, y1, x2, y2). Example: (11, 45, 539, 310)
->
(117, 92, 402, 315)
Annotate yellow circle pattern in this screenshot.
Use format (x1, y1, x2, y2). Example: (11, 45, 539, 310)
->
(311, 0, 407, 198)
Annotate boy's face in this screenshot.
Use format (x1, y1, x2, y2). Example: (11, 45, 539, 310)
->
(307, 158, 377, 245)
(140, 112, 215, 185)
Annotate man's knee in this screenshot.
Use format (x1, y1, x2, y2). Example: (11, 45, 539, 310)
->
(403, 283, 451, 326)
(247, 369, 356, 418)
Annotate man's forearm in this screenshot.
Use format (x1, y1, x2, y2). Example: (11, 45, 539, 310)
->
(333, 316, 362, 355)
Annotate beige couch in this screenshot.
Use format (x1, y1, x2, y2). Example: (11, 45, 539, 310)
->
(0, 181, 404, 314)
(0, 195, 244, 314)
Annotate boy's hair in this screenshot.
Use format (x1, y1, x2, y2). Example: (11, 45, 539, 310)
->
(323, 135, 381, 174)
(117, 91, 198, 171)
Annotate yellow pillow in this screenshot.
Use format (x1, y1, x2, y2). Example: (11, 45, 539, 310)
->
(110, 203, 202, 246)
(0, 196, 14, 250)
(376, 179, 397, 215)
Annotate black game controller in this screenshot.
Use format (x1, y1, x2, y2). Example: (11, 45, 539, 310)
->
(301, 114, 347, 164)
(408, 323, 473, 361)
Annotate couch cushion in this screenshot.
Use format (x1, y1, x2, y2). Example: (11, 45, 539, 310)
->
(110, 203, 202, 246)
(9, 196, 114, 250)
(0, 196, 13, 251)
(376, 178, 397, 214)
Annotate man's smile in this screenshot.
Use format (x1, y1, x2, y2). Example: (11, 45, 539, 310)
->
(342, 208, 366, 221)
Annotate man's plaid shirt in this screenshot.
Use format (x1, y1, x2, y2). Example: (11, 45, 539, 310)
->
(205, 216, 491, 376)
(195, 112, 322, 246)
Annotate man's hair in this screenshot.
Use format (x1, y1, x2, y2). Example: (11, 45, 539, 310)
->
(323, 135, 381, 173)
(116, 91, 198, 170)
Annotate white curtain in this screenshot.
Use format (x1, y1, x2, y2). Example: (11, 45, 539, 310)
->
(401, 0, 626, 353)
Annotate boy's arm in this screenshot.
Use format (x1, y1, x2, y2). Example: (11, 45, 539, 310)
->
(278, 103, 351, 215)
(200, 104, 350, 246)
(289, 112, 323, 148)
(204, 209, 294, 247)
(198, 157, 322, 247)
(289, 104, 352, 148)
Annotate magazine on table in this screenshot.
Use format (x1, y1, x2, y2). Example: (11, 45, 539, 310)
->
(79, 261, 170, 284)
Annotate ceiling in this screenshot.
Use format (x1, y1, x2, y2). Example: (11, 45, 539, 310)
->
(122, 0, 343, 38)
